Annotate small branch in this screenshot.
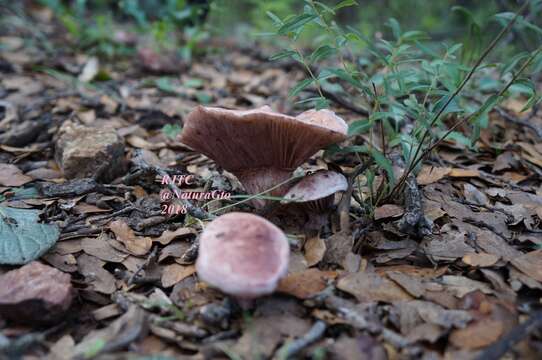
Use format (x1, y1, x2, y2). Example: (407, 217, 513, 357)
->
(127, 246, 158, 286)
(275, 321, 327, 359)
(305, 88, 370, 116)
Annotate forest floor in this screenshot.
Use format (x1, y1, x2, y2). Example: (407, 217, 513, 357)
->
(1, 6, 542, 360)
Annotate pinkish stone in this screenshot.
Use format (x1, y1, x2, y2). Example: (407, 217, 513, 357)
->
(0, 261, 73, 324)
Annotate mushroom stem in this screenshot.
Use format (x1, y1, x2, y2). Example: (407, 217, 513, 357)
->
(235, 168, 294, 208)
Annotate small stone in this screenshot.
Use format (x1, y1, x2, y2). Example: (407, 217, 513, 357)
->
(55, 123, 126, 181)
(0, 261, 73, 324)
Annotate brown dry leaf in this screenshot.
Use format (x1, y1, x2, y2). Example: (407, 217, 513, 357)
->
(109, 219, 152, 256)
(416, 166, 451, 185)
(449, 318, 504, 349)
(304, 235, 326, 267)
(387, 271, 426, 298)
(376, 264, 448, 279)
(127, 135, 166, 150)
(77, 254, 117, 294)
(161, 264, 195, 288)
(337, 271, 412, 303)
(277, 269, 337, 299)
(462, 252, 500, 268)
(0, 163, 32, 186)
(374, 204, 404, 220)
(81, 235, 128, 263)
(153, 227, 197, 245)
(511, 250, 542, 282)
(463, 183, 488, 206)
(440, 275, 493, 298)
(449, 168, 480, 178)
(48, 335, 75, 360)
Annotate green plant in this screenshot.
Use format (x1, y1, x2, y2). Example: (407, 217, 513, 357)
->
(267, 0, 542, 211)
(38, 0, 210, 60)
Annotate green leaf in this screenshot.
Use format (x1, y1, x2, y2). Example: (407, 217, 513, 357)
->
(269, 49, 298, 61)
(278, 14, 318, 35)
(289, 78, 314, 97)
(310, 45, 337, 63)
(370, 149, 395, 187)
(348, 120, 372, 135)
(162, 124, 182, 139)
(334, 0, 358, 10)
(0, 206, 59, 265)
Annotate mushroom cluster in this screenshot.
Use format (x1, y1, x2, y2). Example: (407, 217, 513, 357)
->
(180, 105, 347, 207)
(196, 212, 289, 304)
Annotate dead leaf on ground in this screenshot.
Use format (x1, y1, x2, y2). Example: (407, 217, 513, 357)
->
(162, 264, 196, 288)
(153, 227, 198, 245)
(304, 235, 326, 267)
(277, 269, 337, 299)
(449, 318, 504, 349)
(374, 204, 404, 220)
(462, 252, 500, 268)
(0, 163, 33, 186)
(417, 166, 451, 185)
(109, 219, 152, 256)
(337, 271, 412, 303)
(511, 249, 542, 282)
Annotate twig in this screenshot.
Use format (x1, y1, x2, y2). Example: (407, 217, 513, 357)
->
(275, 321, 327, 359)
(475, 310, 542, 360)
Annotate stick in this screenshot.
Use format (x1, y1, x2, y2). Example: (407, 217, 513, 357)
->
(275, 321, 327, 359)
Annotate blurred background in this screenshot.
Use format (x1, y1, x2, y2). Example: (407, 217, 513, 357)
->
(2, 0, 540, 61)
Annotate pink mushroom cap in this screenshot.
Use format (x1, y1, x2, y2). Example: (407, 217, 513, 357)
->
(196, 212, 290, 298)
(179, 105, 347, 207)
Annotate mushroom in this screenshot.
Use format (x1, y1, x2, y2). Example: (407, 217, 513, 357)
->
(180, 106, 347, 207)
(281, 170, 348, 230)
(196, 212, 290, 305)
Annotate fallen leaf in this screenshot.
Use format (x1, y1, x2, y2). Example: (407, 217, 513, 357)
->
(511, 250, 542, 282)
(153, 227, 197, 245)
(374, 204, 404, 220)
(0, 206, 59, 265)
(416, 166, 451, 185)
(161, 264, 196, 288)
(277, 269, 337, 299)
(462, 252, 500, 267)
(109, 219, 152, 256)
(304, 235, 326, 267)
(449, 318, 503, 349)
(337, 271, 412, 303)
(449, 168, 480, 178)
(0, 163, 32, 186)
(77, 254, 116, 294)
(82, 235, 128, 263)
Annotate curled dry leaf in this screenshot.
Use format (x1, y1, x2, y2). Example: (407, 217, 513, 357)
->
(109, 219, 152, 256)
(277, 269, 338, 299)
(303, 235, 326, 267)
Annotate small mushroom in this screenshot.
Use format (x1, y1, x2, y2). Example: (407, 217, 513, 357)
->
(180, 106, 347, 207)
(282, 170, 348, 230)
(196, 212, 290, 304)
